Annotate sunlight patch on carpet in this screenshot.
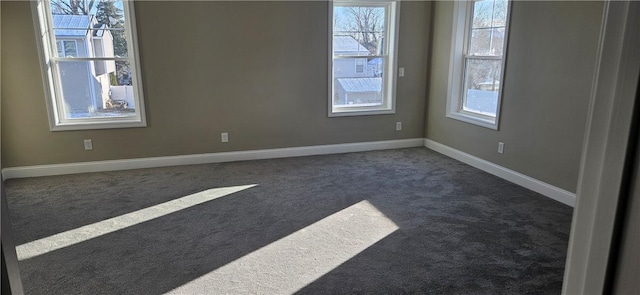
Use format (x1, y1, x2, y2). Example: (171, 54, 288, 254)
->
(16, 184, 257, 261)
(166, 200, 398, 295)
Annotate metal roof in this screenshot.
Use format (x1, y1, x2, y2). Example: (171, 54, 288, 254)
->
(337, 77, 382, 93)
(52, 14, 92, 37)
(333, 35, 369, 54)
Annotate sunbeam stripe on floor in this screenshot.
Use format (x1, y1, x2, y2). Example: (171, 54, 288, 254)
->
(167, 200, 398, 295)
(16, 184, 257, 261)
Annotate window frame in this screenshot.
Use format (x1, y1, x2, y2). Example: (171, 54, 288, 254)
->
(446, 0, 511, 130)
(328, 0, 400, 117)
(31, 0, 146, 131)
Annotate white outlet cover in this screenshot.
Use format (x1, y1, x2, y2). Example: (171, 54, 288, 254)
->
(84, 139, 93, 151)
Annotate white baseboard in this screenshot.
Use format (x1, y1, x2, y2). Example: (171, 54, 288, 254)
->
(1, 138, 578, 207)
(424, 139, 576, 207)
(1, 138, 424, 180)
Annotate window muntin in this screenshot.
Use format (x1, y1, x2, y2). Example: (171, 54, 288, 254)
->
(329, 1, 399, 116)
(33, 0, 145, 130)
(447, 0, 510, 129)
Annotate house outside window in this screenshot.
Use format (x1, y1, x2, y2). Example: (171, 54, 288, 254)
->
(447, 0, 511, 129)
(32, 0, 145, 131)
(329, 0, 400, 116)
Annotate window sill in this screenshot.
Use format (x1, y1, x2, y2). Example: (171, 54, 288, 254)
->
(329, 107, 395, 117)
(446, 111, 498, 130)
(50, 118, 147, 131)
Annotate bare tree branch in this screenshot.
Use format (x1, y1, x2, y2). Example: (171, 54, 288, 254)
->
(50, 0, 96, 15)
(345, 6, 384, 54)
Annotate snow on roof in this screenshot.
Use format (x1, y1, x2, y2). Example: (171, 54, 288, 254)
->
(333, 35, 369, 54)
(52, 14, 92, 37)
(337, 77, 382, 93)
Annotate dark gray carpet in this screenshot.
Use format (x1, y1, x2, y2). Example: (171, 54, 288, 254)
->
(4, 147, 573, 294)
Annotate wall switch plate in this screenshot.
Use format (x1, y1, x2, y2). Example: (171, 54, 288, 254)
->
(498, 142, 504, 154)
(398, 67, 405, 77)
(221, 132, 229, 143)
(84, 139, 93, 151)
(396, 122, 402, 131)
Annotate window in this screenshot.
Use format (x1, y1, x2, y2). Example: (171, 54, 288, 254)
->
(355, 58, 365, 73)
(447, 0, 510, 129)
(56, 40, 77, 57)
(32, 0, 145, 131)
(329, 0, 399, 116)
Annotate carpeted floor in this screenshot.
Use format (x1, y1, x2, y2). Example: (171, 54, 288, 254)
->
(4, 147, 573, 294)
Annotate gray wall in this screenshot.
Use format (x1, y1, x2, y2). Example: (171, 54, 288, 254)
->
(1, 1, 431, 168)
(2, 0, 605, 194)
(425, 1, 603, 192)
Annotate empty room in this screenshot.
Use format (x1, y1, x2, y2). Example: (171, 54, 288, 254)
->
(2, 0, 639, 294)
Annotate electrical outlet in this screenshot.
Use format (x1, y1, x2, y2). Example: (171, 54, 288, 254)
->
(84, 139, 93, 151)
(398, 67, 405, 77)
(498, 142, 504, 154)
(221, 132, 229, 143)
(396, 122, 402, 131)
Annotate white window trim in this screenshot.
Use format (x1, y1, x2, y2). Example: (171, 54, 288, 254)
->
(446, 0, 511, 130)
(328, 0, 400, 117)
(31, 0, 146, 131)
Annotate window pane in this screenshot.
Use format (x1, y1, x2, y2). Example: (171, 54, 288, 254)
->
(96, 0, 129, 58)
(469, 28, 491, 56)
(108, 61, 137, 108)
(492, 0, 508, 27)
(473, 0, 508, 28)
(469, 0, 507, 57)
(333, 6, 386, 56)
(469, 27, 505, 56)
(472, 0, 494, 29)
(51, 0, 128, 58)
(463, 59, 501, 116)
(333, 57, 385, 107)
(489, 28, 505, 56)
(57, 60, 136, 119)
